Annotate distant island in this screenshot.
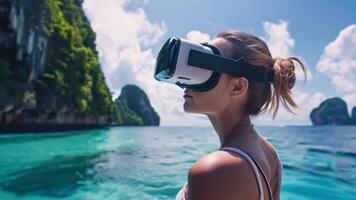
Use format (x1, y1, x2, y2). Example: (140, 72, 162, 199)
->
(0, 0, 159, 133)
(115, 85, 159, 126)
(310, 97, 356, 126)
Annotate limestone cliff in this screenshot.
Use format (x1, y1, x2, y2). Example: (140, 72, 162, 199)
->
(0, 0, 115, 131)
(115, 85, 159, 126)
(310, 97, 353, 125)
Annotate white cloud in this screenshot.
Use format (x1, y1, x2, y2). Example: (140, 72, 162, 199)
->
(253, 89, 327, 125)
(316, 24, 356, 110)
(83, 0, 209, 126)
(262, 20, 295, 57)
(261, 20, 312, 81)
(186, 30, 211, 43)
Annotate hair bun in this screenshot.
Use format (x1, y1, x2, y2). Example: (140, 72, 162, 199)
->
(273, 57, 296, 90)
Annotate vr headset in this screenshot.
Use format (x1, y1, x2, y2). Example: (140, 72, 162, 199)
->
(154, 37, 274, 91)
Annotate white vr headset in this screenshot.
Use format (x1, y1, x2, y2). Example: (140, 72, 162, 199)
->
(154, 37, 274, 91)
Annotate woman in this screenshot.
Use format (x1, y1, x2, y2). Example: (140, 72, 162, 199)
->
(175, 30, 307, 200)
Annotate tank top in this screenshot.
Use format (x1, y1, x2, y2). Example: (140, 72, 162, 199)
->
(175, 146, 274, 200)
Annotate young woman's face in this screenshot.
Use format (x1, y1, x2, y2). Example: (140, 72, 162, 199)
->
(183, 38, 242, 115)
(183, 73, 232, 114)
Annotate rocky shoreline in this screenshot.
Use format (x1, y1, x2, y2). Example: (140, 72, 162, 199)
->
(0, 123, 160, 134)
(0, 124, 107, 134)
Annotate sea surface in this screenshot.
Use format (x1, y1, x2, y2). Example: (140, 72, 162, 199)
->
(0, 126, 355, 200)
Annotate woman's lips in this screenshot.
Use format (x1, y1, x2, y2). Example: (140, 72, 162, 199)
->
(183, 90, 193, 98)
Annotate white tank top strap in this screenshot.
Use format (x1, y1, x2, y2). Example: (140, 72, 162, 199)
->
(175, 182, 188, 200)
(220, 146, 273, 200)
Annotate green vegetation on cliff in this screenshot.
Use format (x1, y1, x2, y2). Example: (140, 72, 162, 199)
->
(33, 0, 115, 116)
(115, 97, 144, 126)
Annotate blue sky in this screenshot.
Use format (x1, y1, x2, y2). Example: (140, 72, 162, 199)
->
(143, 0, 355, 96)
(83, 0, 356, 126)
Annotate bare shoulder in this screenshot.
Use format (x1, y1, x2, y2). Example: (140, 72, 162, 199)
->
(188, 151, 244, 174)
(259, 135, 282, 177)
(187, 151, 259, 200)
(260, 136, 279, 159)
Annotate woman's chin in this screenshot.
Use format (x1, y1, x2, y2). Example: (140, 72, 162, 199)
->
(183, 102, 193, 113)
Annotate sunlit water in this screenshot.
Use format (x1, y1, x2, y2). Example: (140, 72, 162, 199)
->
(0, 126, 355, 200)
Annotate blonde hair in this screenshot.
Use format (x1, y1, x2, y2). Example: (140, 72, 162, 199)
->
(217, 30, 308, 119)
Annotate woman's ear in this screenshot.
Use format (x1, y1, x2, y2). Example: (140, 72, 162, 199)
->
(230, 77, 248, 97)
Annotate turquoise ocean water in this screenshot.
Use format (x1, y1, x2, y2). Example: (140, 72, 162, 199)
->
(0, 126, 355, 200)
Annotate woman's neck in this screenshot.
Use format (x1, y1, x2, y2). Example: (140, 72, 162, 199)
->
(207, 111, 253, 148)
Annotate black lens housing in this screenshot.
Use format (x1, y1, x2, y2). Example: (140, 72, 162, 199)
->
(154, 37, 181, 80)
